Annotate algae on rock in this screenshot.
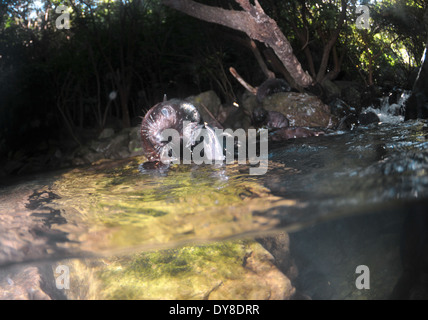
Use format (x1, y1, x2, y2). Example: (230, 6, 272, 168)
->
(59, 240, 295, 300)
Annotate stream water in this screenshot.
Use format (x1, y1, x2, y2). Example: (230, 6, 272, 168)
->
(1, 92, 428, 299)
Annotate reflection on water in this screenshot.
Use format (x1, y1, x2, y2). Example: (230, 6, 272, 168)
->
(0, 117, 428, 299)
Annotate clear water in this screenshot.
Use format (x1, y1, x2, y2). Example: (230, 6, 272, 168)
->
(1, 94, 428, 299)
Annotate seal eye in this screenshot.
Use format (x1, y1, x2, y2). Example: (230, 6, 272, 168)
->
(161, 107, 170, 117)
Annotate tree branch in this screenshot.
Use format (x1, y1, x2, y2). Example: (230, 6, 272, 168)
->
(316, 0, 347, 82)
(162, 0, 313, 87)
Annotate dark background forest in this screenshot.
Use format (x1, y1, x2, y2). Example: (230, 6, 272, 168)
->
(1, 0, 427, 175)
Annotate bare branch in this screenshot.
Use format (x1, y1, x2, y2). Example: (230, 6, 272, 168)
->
(162, 0, 313, 87)
(229, 67, 257, 94)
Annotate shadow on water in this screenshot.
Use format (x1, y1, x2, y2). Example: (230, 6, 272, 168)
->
(0, 119, 428, 299)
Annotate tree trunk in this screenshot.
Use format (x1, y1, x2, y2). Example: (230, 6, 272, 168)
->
(315, 0, 347, 82)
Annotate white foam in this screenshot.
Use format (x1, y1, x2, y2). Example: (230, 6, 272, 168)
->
(362, 91, 411, 124)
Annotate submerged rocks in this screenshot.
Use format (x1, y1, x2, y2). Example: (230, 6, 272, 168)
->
(0, 266, 52, 300)
(57, 240, 295, 300)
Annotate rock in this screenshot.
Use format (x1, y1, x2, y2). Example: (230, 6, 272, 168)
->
(305, 83, 324, 99)
(104, 133, 130, 159)
(241, 241, 295, 300)
(128, 139, 143, 156)
(262, 92, 338, 129)
(341, 86, 362, 113)
(58, 240, 295, 300)
(185, 90, 222, 127)
(256, 78, 291, 102)
(257, 232, 297, 280)
(0, 266, 51, 300)
(240, 91, 259, 113)
(358, 111, 380, 125)
(89, 140, 110, 154)
(128, 126, 140, 142)
(337, 114, 359, 131)
(82, 151, 105, 164)
(98, 128, 115, 139)
(328, 98, 356, 119)
(321, 79, 341, 101)
(128, 127, 143, 156)
(71, 157, 86, 166)
(110, 146, 131, 160)
(222, 107, 252, 131)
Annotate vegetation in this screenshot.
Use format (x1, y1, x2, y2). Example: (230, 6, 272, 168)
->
(0, 0, 427, 159)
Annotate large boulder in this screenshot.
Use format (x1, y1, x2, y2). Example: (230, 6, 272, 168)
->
(262, 92, 339, 129)
(59, 240, 296, 300)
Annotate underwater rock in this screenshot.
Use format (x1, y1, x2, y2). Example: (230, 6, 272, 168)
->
(257, 232, 297, 280)
(0, 266, 51, 300)
(58, 241, 295, 300)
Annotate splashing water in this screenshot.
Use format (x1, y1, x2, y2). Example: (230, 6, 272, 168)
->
(363, 90, 411, 124)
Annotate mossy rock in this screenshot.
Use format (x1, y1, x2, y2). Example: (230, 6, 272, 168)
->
(59, 240, 294, 300)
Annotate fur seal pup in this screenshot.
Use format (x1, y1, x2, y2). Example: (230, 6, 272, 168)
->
(140, 99, 224, 164)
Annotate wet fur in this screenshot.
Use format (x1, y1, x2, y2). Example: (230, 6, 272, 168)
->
(140, 99, 201, 162)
